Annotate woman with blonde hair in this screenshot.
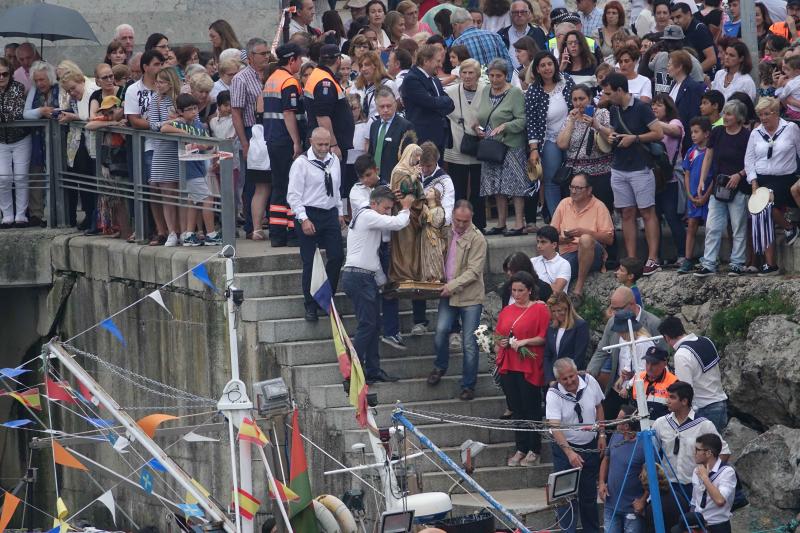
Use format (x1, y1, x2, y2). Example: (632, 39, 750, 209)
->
(543, 291, 590, 382)
(397, 0, 433, 36)
(384, 11, 406, 46)
(147, 67, 183, 246)
(350, 51, 398, 118)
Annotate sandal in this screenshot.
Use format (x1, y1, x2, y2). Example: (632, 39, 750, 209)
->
(251, 229, 266, 241)
(126, 233, 137, 243)
(483, 226, 506, 236)
(148, 234, 167, 246)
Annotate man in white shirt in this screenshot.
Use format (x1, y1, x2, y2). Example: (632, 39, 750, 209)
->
(546, 358, 605, 533)
(684, 433, 737, 533)
(653, 381, 730, 512)
(288, 127, 346, 322)
(530, 225, 571, 293)
(658, 316, 728, 432)
(342, 187, 414, 384)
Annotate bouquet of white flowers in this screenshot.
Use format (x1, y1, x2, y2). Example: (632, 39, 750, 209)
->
(473, 324, 536, 360)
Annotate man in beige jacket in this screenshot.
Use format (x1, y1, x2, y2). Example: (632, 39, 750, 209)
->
(427, 200, 487, 400)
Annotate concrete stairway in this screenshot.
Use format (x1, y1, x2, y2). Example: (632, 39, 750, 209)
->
(235, 238, 566, 529)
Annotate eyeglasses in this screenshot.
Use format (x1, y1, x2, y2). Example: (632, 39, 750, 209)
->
(511, 9, 530, 14)
(251, 51, 269, 57)
(569, 185, 589, 191)
(0, 72, 10, 78)
(99, 75, 115, 81)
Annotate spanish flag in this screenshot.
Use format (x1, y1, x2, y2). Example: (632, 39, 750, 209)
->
(185, 478, 211, 506)
(237, 418, 269, 446)
(330, 305, 369, 428)
(232, 488, 260, 521)
(5, 388, 42, 411)
(268, 480, 300, 503)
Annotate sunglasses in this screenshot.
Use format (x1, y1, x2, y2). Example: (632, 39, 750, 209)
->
(0, 72, 10, 79)
(99, 75, 115, 81)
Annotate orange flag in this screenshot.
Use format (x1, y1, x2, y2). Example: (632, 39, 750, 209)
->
(237, 418, 269, 446)
(0, 492, 20, 533)
(136, 414, 178, 438)
(52, 441, 88, 471)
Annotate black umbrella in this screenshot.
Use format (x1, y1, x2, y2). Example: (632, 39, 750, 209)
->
(0, 3, 99, 43)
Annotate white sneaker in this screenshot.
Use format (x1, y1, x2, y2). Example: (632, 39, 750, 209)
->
(164, 233, 179, 247)
(410, 323, 427, 335)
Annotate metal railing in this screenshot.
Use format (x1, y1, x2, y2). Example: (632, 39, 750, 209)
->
(2, 119, 237, 247)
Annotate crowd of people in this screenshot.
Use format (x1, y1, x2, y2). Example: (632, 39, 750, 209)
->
(0, 0, 789, 529)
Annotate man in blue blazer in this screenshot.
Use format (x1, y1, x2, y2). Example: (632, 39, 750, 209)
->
(400, 44, 455, 153)
(367, 87, 414, 181)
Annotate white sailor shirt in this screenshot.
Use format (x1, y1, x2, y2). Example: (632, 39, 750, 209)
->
(545, 374, 605, 446)
(653, 410, 730, 484)
(691, 458, 737, 525)
(287, 148, 343, 222)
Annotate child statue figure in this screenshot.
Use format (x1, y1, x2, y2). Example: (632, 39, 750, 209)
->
(420, 187, 446, 283)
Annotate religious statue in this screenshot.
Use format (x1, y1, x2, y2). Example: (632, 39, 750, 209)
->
(420, 187, 446, 283)
(389, 143, 425, 284)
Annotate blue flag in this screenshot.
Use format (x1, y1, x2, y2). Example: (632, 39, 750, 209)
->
(0, 367, 30, 379)
(178, 503, 205, 518)
(86, 418, 115, 428)
(191, 263, 217, 291)
(140, 469, 153, 494)
(2, 419, 32, 428)
(147, 458, 166, 472)
(100, 318, 126, 346)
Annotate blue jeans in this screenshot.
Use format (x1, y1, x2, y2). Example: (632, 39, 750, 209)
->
(603, 506, 644, 533)
(379, 242, 400, 337)
(433, 299, 482, 390)
(541, 140, 565, 218)
(341, 270, 381, 377)
(552, 438, 600, 533)
(700, 194, 748, 272)
(696, 400, 728, 433)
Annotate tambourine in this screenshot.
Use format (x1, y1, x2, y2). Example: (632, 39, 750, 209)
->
(748, 187, 774, 215)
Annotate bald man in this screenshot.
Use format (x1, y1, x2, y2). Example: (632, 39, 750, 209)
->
(586, 286, 669, 418)
(14, 43, 38, 92)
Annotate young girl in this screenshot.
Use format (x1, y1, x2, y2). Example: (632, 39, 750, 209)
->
(209, 90, 238, 203)
(147, 66, 183, 246)
(778, 55, 800, 119)
(758, 60, 777, 99)
(344, 93, 372, 217)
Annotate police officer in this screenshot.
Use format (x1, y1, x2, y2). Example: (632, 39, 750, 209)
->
(303, 44, 354, 170)
(264, 43, 305, 247)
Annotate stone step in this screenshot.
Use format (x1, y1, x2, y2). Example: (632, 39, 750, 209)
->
(422, 464, 553, 493)
(327, 395, 507, 431)
(234, 251, 304, 274)
(288, 353, 490, 388)
(314, 373, 499, 409)
(270, 332, 443, 366)
(243, 293, 437, 321)
(343, 417, 516, 449)
(258, 309, 438, 343)
(235, 270, 303, 298)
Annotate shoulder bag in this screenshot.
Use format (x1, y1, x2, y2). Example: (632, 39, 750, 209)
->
(713, 174, 737, 202)
(553, 122, 591, 186)
(457, 88, 480, 156)
(476, 90, 509, 164)
(615, 106, 676, 191)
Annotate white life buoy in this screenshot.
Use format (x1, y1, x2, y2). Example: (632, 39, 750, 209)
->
(316, 494, 357, 533)
(313, 499, 341, 533)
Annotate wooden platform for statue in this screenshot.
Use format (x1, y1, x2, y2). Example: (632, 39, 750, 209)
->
(387, 281, 444, 299)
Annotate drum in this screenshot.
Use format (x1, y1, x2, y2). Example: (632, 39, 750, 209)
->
(748, 187, 775, 255)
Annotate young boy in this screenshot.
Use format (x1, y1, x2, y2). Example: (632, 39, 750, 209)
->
(615, 257, 644, 307)
(678, 117, 713, 274)
(778, 55, 800, 119)
(531, 225, 572, 293)
(699, 91, 725, 127)
(209, 90, 238, 205)
(686, 433, 737, 532)
(349, 154, 380, 213)
(161, 93, 220, 246)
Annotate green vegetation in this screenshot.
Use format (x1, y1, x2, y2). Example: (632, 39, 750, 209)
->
(708, 291, 795, 350)
(577, 295, 607, 332)
(645, 305, 667, 318)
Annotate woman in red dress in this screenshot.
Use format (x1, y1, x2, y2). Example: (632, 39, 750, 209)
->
(495, 271, 550, 467)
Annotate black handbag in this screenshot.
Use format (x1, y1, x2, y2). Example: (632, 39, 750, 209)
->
(713, 174, 737, 202)
(553, 122, 591, 186)
(476, 91, 508, 164)
(457, 88, 480, 156)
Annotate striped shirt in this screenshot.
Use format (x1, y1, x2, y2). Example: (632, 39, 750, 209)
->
(452, 27, 515, 81)
(230, 66, 264, 128)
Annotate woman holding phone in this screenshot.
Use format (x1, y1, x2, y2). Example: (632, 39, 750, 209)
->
(556, 84, 613, 214)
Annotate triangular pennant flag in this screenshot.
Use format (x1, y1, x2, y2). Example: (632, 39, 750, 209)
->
(185, 478, 210, 506)
(77, 382, 99, 407)
(288, 407, 318, 532)
(52, 441, 88, 471)
(100, 318, 126, 346)
(182, 431, 219, 443)
(46, 378, 77, 404)
(112, 435, 130, 453)
(310, 248, 333, 313)
(0, 367, 29, 379)
(147, 458, 166, 472)
(232, 488, 260, 520)
(0, 492, 21, 533)
(237, 418, 269, 446)
(95, 490, 116, 525)
(330, 305, 369, 428)
(136, 414, 178, 438)
(45, 527, 60, 533)
(53, 497, 69, 533)
(139, 469, 153, 494)
(177, 504, 204, 518)
(86, 418, 114, 428)
(5, 388, 42, 411)
(268, 479, 300, 503)
(190, 264, 217, 291)
(1, 419, 32, 428)
(147, 290, 173, 317)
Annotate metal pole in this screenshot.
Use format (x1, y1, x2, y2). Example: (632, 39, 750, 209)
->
(739, 0, 759, 82)
(46, 341, 237, 533)
(219, 141, 236, 247)
(257, 446, 294, 533)
(52, 122, 67, 227)
(627, 320, 652, 431)
(45, 120, 56, 227)
(131, 133, 146, 242)
(392, 412, 532, 533)
(641, 431, 666, 533)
